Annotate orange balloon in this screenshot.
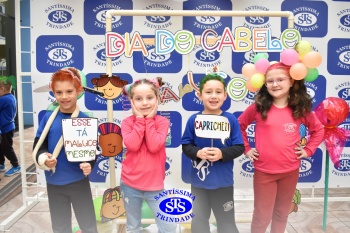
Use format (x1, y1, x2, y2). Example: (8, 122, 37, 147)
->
(290, 63, 308, 80)
(242, 63, 257, 79)
(302, 51, 322, 68)
(246, 78, 261, 92)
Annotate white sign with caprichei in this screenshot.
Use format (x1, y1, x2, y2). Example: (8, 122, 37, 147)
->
(62, 118, 98, 162)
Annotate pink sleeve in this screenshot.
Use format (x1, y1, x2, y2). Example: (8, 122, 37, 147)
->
(144, 116, 169, 153)
(238, 104, 257, 154)
(304, 112, 325, 156)
(121, 117, 145, 152)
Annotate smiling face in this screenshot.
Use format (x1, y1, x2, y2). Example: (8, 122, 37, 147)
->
(101, 198, 126, 219)
(197, 79, 227, 115)
(131, 83, 158, 117)
(96, 81, 122, 100)
(265, 68, 294, 102)
(99, 133, 123, 157)
(53, 80, 81, 113)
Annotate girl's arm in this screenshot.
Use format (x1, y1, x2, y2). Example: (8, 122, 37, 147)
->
(144, 116, 169, 153)
(238, 104, 257, 154)
(303, 112, 325, 156)
(121, 117, 145, 152)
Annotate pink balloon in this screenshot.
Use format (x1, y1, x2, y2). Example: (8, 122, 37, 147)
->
(290, 63, 307, 80)
(280, 49, 299, 66)
(255, 58, 270, 74)
(242, 63, 257, 79)
(302, 51, 322, 68)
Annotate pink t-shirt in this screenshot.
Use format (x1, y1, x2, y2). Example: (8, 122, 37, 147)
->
(238, 104, 324, 174)
(121, 115, 169, 191)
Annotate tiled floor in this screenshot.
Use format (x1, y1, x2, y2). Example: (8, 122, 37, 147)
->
(0, 127, 349, 233)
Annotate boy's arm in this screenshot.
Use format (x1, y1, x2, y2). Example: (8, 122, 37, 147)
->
(182, 143, 201, 161)
(220, 144, 245, 161)
(33, 137, 49, 165)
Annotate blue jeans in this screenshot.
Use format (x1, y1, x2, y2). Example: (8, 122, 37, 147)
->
(120, 181, 177, 233)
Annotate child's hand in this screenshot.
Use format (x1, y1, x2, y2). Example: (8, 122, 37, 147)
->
(205, 147, 223, 162)
(197, 147, 209, 160)
(146, 101, 158, 118)
(131, 101, 143, 118)
(80, 162, 92, 176)
(246, 148, 259, 162)
(295, 143, 308, 159)
(44, 154, 57, 168)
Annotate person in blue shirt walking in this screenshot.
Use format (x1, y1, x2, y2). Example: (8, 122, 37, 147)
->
(0, 76, 21, 177)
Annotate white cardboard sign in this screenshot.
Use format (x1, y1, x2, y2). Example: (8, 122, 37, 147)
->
(194, 114, 231, 144)
(62, 118, 98, 162)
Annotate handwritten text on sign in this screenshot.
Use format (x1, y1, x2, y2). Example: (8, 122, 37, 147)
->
(195, 114, 231, 144)
(62, 118, 98, 162)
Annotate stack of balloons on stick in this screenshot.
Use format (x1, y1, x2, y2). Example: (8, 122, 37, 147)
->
(242, 40, 322, 92)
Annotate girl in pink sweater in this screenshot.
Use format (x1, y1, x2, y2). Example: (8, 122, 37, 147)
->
(120, 77, 177, 233)
(238, 62, 324, 233)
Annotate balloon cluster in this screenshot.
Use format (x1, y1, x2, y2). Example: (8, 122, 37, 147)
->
(314, 97, 350, 167)
(241, 40, 322, 92)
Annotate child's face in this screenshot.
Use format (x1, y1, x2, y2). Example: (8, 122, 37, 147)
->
(53, 80, 81, 113)
(131, 84, 157, 117)
(265, 69, 293, 100)
(197, 80, 227, 114)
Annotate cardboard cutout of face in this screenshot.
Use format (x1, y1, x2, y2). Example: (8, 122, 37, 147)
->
(101, 187, 126, 222)
(98, 123, 123, 157)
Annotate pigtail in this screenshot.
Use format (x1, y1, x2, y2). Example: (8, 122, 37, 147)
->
(122, 84, 132, 97)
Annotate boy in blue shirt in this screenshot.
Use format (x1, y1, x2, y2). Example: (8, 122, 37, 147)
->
(0, 76, 21, 177)
(181, 74, 244, 233)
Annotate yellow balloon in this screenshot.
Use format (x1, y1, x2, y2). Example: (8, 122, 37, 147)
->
(250, 73, 265, 89)
(295, 40, 312, 57)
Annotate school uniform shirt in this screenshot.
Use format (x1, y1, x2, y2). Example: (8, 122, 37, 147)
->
(0, 93, 16, 134)
(35, 111, 89, 185)
(181, 112, 244, 190)
(238, 103, 324, 174)
(121, 115, 169, 191)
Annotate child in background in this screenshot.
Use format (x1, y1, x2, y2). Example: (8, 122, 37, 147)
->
(181, 74, 244, 233)
(0, 76, 21, 177)
(121, 77, 177, 233)
(32, 68, 98, 233)
(238, 62, 324, 233)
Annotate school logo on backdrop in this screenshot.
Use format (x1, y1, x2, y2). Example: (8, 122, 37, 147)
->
(243, 5, 271, 30)
(305, 75, 326, 110)
(183, 0, 232, 35)
(165, 157, 173, 176)
(45, 4, 74, 29)
(83, 0, 133, 35)
(337, 8, 350, 32)
(143, 4, 173, 30)
(36, 35, 83, 72)
(159, 111, 182, 148)
(298, 148, 322, 182)
(192, 45, 221, 68)
(281, 1, 328, 37)
(93, 42, 123, 67)
(328, 39, 350, 75)
(238, 156, 254, 178)
(332, 153, 350, 177)
(335, 81, 350, 107)
(133, 45, 182, 73)
(339, 113, 350, 147)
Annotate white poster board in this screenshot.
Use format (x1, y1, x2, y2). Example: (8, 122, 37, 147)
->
(62, 118, 98, 162)
(194, 114, 231, 144)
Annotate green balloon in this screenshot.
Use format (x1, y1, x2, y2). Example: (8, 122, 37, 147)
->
(253, 53, 269, 63)
(72, 226, 80, 233)
(93, 196, 103, 222)
(141, 201, 154, 228)
(304, 68, 319, 82)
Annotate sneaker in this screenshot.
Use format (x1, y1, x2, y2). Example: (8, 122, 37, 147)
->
(0, 165, 6, 172)
(5, 166, 21, 176)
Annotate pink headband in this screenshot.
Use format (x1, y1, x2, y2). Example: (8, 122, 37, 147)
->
(148, 78, 159, 88)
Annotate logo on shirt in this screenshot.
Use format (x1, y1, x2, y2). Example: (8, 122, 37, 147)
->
(45, 4, 74, 29)
(154, 189, 195, 222)
(284, 123, 297, 133)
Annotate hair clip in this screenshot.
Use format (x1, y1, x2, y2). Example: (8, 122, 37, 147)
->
(148, 78, 160, 88)
(122, 84, 132, 96)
